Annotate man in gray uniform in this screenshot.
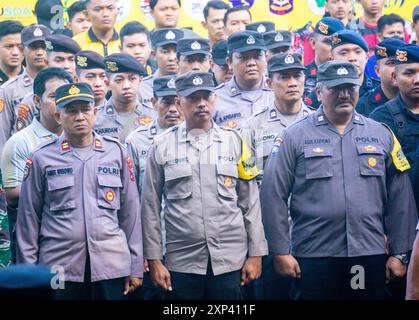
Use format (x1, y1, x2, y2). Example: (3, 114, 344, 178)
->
(260, 60, 417, 300)
(141, 71, 268, 300)
(213, 31, 273, 130)
(94, 53, 156, 142)
(177, 37, 211, 75)
(16, 82, 143, 300)
(0, 25, 51, 157)
(138, 28, 184, 106)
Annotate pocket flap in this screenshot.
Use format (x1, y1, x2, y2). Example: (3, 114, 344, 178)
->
(304, 145, 333, 158)
(216, 163, 238, 178)
(48, 175, 75, 191)
(356, 144, 384, 155)
(98, 174, 123, 188)
(165, 164, 192, 182)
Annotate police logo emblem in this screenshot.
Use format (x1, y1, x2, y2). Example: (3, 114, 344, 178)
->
(225, 120, 237, 129)
(105, 190, 115, 202)
(165, 30, 176, 40)
(106, 61, 118, 72)
(368, 157, 377, 167)
(167, 78, 176, 88)
(376, 46, 387, 58)
(337, 67, 348, 75)
(274, 136, 283, 146)
(34, 27, 43, 37)
(318, 22, 329, 35)
(274, 32, 284, 42)
(77, 56, 88, 67)
(69, 85, 80, 95)
(0, 99, 4, 113)
(224, 176, 234, 188)
(23, 158, 33, 180)
(312, 147, 324, 153)
(284, 55, 294, 64)
(193, 76, 203, 86)
(138, 116, 154, 126)
(106, 106, 114, 114)
(257, 24, 266, 33)
(396, 50, 408, 62)
(246, 35, 256, 45)
(364, 145, 377, 152)
(45, 41, 53, 50)
(330, 34, 341, 45)
(191, 41, 201, 50)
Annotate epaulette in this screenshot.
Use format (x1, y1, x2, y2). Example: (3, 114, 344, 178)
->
(142, 75, 153, 81)
(33, 137, 59, 152)
(215, 82, 226, 90)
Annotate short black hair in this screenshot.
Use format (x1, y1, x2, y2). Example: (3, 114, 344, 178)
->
(120, 21, 150, 45)
(224, 5, 252, 25)
(0, 20, 24, 41)
(67, 1, 87, 22)
(203, 1, 230, 21)
(377, 14, 404, 33)
(33, 67, 73, 97)
(150, 0, 181, 11)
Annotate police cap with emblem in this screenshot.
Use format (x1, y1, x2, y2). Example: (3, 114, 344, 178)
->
(330, 30, 369, 52)
(21, 25, 51, 47)
(394, 44, 419, 65)
(314, 17, 345, 36)
(212, 40, 228, 66)
(153, 75, 177, 97)
(263, 30, 293, 50)
(55, 82, 95, 108)
(246, 21, 275, 34)
(104, 53, 147, 76)
(151, 28, 184, 49)
(76, 50, 105, 70)
(317, 60, 362, 87)
(374, 38, 405, 61)
(45, 34, 81, 54)
(175, 71, 215, 97)
(228, 31, 266, 54)
(268, 53, 305, 73)
(177, 37, 210, 57)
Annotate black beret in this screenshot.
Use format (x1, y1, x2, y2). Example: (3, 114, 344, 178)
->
(395, 44, 419, 65)
(45, 34, 81, 54)
(314, 17, 345, 36)
(331, 30, 369, 52)
(104, 53, 147, 76)
(374, 38, 406, 60)
(76, 50, 105, 70)
(55, 82, 95, 108)
(175, 71, 215, 97)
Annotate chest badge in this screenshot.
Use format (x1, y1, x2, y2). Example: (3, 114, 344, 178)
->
(105, 190, 115, 202)
(368, 157, 377, 167)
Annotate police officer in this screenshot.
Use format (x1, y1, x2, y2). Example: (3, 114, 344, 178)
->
(245, 21, 275, 34)
(260, 60, 417, 300)
(356, 38, 404, 116)
(213, 31, 273, 130)
(15, 34, 81, 132)
(210, 40, 233, 85)
(370, 45, 419, 187)
(141, 71, 268, 300)
(304, 17, 345, 99)
(16, 82, 143, 300)
(0, 25, 51, 157)
(75, 50, 108, 108)
(177, 37, 211, 75)
(263, 30, 294, 61)
(94, 53, 156, 142)
(138, 28, 184, 106)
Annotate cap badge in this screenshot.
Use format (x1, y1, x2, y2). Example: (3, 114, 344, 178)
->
(284, 55, 294, 64)
(318, 22, 329, 35)
(337, 67, 348, 75)
(34, 27, 43, 37)
(193, 76, 203, 86)
(246, 35, 256, 45)
(191, 41, 201, 50)
(167, 78, 176, 88)
(165, 30, 176, 40)
(331, 34, 341, 45)
(69, 85, 80, 95)
(396, 50, 407, 62)
(77, 56, 88, 67)
(106, 61, 118, 72)
(45, 41, 53, 50)
(275, 32, 284, 42)
(376, 45, 387, 58)
(257, 24, 266, 33)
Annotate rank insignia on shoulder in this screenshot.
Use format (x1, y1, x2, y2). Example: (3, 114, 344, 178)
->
(95, 138, 103, 149)
(61, 141, 70, 151)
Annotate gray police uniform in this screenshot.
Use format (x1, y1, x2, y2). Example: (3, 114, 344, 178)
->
(15, 92, 37, 132)
(213, 77, 273, 130)
(16, 133, 143, 282)
(260, 107, 417, 258)
(0, 70, 33, 157)
(94, 99, 157, 142)
(137, 73, 156, 107)
(141, 121, 268, 276)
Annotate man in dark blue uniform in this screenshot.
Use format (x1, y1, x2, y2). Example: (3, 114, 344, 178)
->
(356, 38, 404, 116)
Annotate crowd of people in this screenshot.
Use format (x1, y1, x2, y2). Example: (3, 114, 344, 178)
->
(0, 0, 418, 300)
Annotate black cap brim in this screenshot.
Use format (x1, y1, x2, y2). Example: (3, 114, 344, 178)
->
(213, 57, 227, 66)
(321, 77, 362, 87)
(154, 40, 178, 48)
(180, 50, 210, 57)
(57, 96, 95, 109)
(154, 91, 177, 97)
(270, 65, 306, 73)
(24, 38, 46, 47)
(266, 42, 292, 50)
(233, 45, 266, 53)
(177, 87, 214, 97)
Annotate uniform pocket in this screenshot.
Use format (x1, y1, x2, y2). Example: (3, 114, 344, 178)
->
(216, 163, 238, 199)
(356, 144, 385, 177)
(47, 175, 76, 211)
(304, 145, 333, 179)
(164, 164, 192, 200)
(97, 175, 122, 210)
